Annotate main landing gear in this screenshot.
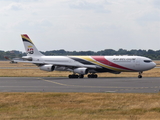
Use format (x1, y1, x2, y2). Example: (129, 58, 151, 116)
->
(138, 72, 143, 78)
(68, 73, 98, 78)
(88, 74, 98, 78)
(68, 74, 84, 78)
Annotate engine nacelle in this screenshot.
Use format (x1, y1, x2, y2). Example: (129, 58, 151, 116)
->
(73, 68, 88, 75)
(40, 65, 55, 72)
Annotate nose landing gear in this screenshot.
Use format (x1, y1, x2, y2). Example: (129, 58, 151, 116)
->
(138, 72, 143, 78)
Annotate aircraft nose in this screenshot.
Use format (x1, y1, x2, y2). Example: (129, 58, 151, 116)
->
(152, 62, 156, 68)
(142, 61, 156, 71)
(146, 62, 156, 70)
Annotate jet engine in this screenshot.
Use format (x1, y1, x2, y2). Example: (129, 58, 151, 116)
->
(40, 65, 55, 72)
(73, 68, 88, 75)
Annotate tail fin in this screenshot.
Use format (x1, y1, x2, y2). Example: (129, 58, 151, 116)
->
(21, 34, 44, 56)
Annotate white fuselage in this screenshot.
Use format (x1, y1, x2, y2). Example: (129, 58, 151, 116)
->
(30, 55, 156, 73)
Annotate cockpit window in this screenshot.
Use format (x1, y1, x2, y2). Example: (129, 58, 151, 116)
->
(144, 60, 152, 63)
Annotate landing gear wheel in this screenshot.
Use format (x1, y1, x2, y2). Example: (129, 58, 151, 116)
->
(68, 74, 79, 78)
(138, 75, 142, 78)
(88, 74, 98, 78)
(79, 74, 84, 78)
(88, 74, 91, 78)
(138, 72, 143, 78)
(93, 74, 98, 78)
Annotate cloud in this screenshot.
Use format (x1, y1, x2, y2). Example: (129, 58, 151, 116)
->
(137, 12, 160, 24)
(9, 3, 23, 11)
(153, 0, 160, 9)
(0, 0, 39, 2)
(0, 0, 160, 51)
(14, 19, 53, 32)
(69, 1, 110, 13)
(0, 3, 24, 12)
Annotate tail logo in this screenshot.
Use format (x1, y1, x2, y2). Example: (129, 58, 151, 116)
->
(27, 46, 34, 54)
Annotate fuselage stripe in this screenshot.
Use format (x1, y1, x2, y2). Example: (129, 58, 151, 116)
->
(91, 56, 134, 71)
(72, 56, 133, 72)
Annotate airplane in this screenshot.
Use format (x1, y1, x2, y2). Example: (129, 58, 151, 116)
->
(14, 34, 156, 78)
(4, 56, 18, 64)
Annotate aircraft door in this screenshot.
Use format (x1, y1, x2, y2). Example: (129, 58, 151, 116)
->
(135, 58, 140, 69)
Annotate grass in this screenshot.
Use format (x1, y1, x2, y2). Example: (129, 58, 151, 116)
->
(0, 93, 160, 119)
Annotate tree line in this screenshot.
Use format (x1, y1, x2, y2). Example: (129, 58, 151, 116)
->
(1, 49, 160, 60)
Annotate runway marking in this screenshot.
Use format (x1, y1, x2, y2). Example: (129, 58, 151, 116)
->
(38, 78, 160, 90)
(38, 78, 70, 86)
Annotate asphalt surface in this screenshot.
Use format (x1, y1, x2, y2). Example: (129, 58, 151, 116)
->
(0, 77, 160, 93)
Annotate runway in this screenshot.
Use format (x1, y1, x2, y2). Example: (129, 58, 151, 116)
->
(0, 77, 160, 93)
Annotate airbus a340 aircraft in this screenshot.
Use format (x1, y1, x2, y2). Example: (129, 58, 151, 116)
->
(14, 34, 156, 78)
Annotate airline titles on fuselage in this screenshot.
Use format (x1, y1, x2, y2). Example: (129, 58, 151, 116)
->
(113, 58, 136, 62)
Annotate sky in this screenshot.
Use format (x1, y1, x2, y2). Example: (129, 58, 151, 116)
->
(0, 0, 160, 52)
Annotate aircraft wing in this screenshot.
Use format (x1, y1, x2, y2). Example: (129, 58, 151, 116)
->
(13, 60, 99, 69)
